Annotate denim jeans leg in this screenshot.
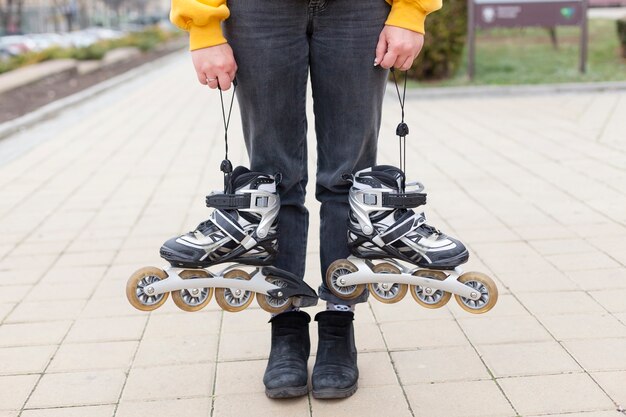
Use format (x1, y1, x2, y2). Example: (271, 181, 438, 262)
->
(309, 0, 390, 304)
(223, 1, 310, 280)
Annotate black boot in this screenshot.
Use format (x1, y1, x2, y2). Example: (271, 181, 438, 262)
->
(263, 311, 311, 399)
(312, 311, 358, 399)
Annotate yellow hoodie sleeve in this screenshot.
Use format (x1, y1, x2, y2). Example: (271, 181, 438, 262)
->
(169, 0, 229, 50)
(386, 0, 443, 34)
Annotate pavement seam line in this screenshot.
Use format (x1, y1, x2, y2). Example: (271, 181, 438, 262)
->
(367, 300, 416, 417)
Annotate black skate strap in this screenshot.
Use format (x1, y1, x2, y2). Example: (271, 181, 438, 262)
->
(382, 192, 427, 209)
(376, 210, 426, 246)
(211, 210, 249, 245)
(206, 193, 251, 209)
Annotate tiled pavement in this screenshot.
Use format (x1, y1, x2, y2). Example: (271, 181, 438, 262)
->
(0, 53, 625, 416)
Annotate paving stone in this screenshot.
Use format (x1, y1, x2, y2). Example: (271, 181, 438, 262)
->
(21, 405, 115, 417)
(142, 311, 220, 340)
(5, 299, 86, 323)
(0, 321, 72, 347)
(25, 281, 98, 302)
(214, 392, 309, 417)
(381, 319, 468, 350)
(498, 373, 614, 415)
(0, 345, 56, 375)
(591, 371, 626, 406)
(393, 345, 490, 384)
(0, 285, 31, 303)
(122, 364, 213, 401)
(65, 316, 147, 343)
(516, 291, 605, 315)
(312, 385, 411, 417)
(458, 315, 552, 345)
(27, 370, 125, 408)
(564, 338, 626, 371)
(540, 313, 626, 341)
(477, 341, 582, 377)
(116, 398, 210, 417)
(0, 374, 39, 410)
(47, 341, 138, 372)
(133, 334, 217, 367)
(589, 289, 626, 313)
(404, 380, 515, 417)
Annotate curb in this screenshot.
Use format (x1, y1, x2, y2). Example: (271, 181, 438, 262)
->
(398, 80, 626, 100)
(0, 49, 185, 141)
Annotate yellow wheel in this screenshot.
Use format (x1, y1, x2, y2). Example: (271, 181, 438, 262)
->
(215, 269, 254, 313)
(257, 276, 293, 314)
(410, 270, 451, 309)
(171, 270, 214, 312)
(454, 272, 498, 314)
(325, 259, 365, 300)
(368, 263, 407, 304)
(126, 266, 169, 311)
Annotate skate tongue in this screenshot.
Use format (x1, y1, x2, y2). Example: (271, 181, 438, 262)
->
(230, 166, 252, 190)
(367, 166, 406, 190)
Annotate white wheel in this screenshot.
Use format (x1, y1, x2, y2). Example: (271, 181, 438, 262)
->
(257, 277, 293, 314)
(171, 270, 213, 312)
(368, 263, 407, 304)
(325, 259, 365, 300)
(410, 270, 451, 309)
(215, 269, 254, 313)
(126, 267, 169, 311)
(454, 272, 498, 314)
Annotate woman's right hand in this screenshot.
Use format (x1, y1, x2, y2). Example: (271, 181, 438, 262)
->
(191, 43, 238, 90)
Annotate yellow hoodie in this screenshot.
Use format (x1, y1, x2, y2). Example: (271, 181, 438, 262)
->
(170, 0, 443, 51)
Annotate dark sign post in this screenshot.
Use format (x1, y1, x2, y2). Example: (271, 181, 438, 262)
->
(467, 0, 588, 79)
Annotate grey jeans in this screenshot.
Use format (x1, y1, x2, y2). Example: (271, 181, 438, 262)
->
(223, 0, 390, 305)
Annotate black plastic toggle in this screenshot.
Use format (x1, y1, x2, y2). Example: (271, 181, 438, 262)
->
(382, 192, 427, 209)
(396, 122, 409, 137)
(220, 159, 233, 174)
(206, 193, 251, 209)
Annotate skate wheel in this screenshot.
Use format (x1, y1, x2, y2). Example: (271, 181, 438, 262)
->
(454, 272, 498, 314)
(126, 266, 169, 311)
(171, 270, 214, 312)
(257, 276, 293, 314)
(325, 259, 365, 300)
(410, 270, 451, 309)
(368, 263, 407, 304)
(215, 269, 255, 313)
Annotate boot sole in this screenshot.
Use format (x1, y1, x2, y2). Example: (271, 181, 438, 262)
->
(265, 385, 309, 399)
(312, 383, 358, 399)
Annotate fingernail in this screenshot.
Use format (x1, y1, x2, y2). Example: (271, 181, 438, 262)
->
(373, 59, 379, 66)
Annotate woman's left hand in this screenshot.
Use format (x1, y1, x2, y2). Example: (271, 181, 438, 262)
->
(375, 25, 424, 71)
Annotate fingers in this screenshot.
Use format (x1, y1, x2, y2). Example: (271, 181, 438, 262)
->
(374, 32, 387, 66)
(379, 49, 398, 69)
(206, 76, 219, 89)
(400, 55, 414, 71)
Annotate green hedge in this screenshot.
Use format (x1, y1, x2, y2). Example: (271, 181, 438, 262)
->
(408, 0, 468, 80)
(618, 18, 626, 59)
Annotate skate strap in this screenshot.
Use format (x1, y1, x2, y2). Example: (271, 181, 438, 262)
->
(211, 210, 257, 249)
(375, 210, 426, 246)
(382, 192, 427, 209)
(206, 193, 251, 210)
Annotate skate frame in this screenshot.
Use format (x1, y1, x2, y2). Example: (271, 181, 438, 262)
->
(338, 257, 481, 301)
(142, 265, 283, 298)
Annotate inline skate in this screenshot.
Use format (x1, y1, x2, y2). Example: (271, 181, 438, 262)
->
(126, 165, 318, 313)
(325, 165, 498, 314)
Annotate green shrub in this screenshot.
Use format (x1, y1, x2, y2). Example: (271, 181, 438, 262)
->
(618, 18, 626, 59)
(72, 43, 109, 60)
(408, 0, 468, 80)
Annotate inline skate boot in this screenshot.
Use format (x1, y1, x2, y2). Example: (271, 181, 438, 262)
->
(126, 166, 318, 314)
(325, 165, 498, 314)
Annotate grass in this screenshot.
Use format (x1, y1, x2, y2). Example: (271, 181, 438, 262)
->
(413, 19, 626, 87)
